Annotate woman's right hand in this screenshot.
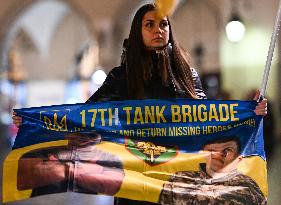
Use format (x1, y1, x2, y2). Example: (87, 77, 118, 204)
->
(12, 111, 22, 127)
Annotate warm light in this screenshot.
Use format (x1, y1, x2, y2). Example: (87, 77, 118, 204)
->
(91, 69, 107, 85)
(225, 20, 245, 42)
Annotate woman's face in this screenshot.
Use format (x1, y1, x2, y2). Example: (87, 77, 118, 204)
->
(142, 10, 169, 50)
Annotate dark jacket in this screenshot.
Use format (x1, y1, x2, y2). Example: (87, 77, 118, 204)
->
(86, 65, 206, 205)
(87, 65, 206, 103)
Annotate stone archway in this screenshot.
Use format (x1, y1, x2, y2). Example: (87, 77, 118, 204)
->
(0, 0, 141, 75)
(171, 0, 222, 73)
(0, 0, 98, 76)
(0, 0, 140, 108)
(0, 0, 102, 109)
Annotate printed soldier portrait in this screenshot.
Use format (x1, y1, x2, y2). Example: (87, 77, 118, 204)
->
(159, 136, 266, 205)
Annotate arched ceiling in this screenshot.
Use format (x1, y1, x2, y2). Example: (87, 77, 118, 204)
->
(0, 0, 140, 76)
(0, 0, 137, 46)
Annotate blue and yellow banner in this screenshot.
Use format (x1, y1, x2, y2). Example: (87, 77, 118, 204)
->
(3, 99, 267, 204)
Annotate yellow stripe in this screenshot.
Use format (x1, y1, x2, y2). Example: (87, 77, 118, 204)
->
(2, 140, 68, 203)
(237, 156, 268, 198)
(3, 141, 268, 203)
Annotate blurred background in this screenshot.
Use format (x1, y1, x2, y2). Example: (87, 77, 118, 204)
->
(0, 0, 280, 204)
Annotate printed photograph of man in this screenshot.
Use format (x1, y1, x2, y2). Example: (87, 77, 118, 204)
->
(159, 136, 266, 205)
(17, 132, 125, 197)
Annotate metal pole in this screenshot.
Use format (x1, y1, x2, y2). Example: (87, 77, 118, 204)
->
(260, 0, 281, 99)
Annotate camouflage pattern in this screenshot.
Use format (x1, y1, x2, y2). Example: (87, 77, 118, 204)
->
(159, 165, 266, 205)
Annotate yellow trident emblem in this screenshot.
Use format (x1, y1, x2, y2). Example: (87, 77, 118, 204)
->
(137, 142, 167, 163)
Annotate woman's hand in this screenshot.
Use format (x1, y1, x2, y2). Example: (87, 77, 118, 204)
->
(253, 90, 267, 116)
(12, 111, 22, 127)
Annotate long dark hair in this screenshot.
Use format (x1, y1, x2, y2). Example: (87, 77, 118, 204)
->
(124, 3, 197, 99)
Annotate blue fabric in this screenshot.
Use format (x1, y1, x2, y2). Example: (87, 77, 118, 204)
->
(13, 98, 264, 159)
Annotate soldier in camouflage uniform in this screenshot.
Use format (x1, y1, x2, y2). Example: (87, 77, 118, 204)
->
(159, 137, 266, 205)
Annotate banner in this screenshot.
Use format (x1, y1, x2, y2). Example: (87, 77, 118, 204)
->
(3, 99, 267, 204)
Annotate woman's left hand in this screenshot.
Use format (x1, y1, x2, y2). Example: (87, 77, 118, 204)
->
(253, 90, 267, 116)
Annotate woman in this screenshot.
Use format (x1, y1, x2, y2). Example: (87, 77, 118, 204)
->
(86, 3, 266, 205)
(86, 3, 206, 103)
(13, 3, 267, 205)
